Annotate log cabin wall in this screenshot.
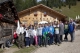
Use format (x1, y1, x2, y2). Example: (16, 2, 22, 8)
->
(19, 4, 66, 26)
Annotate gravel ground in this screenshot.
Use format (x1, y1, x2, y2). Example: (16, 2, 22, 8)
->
(34, 30, 80, 53)
(3, 30, 80, 53)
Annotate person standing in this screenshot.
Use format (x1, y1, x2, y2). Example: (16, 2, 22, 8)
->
(64, 21, 69, 41)
(42, 24, 49, 47)
(68, 19, 76, 42)
(16, 24, 25, 48)
(32, 27, 38, 46)
(37, 24, 43, 46)
(25, 28, 30, 47)
(54, 21, 61, 46)
(48, 23, 54, 45)
(59, 21, 64, 42)
(28, 25, 34, 46)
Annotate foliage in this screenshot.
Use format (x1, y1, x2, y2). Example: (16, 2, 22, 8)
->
(13, 0, 77, 12)
(53, 1, 80, 19)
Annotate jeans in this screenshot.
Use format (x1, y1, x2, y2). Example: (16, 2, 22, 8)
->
(55, 34, 60, 44)
(30, 36, 34, 45)
(64, 33, 68, 40)
(48, 34, 54, 45)
(25, 37, 30, 46)
(70, 31, 75, 42)
(60, 35, 63, 42)
(42, 36, 48, 47)
(38, 36, 42, 46)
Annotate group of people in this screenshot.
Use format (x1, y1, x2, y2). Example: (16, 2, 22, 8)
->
(13, 19, 76, 48)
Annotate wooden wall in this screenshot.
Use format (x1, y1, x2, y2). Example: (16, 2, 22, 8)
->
(19, 7, 65, 26)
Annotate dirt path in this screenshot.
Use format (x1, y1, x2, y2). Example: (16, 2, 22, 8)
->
(34, 30, 80, 53)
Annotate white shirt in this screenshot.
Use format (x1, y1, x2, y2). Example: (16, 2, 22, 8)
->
(20, 27, 24, 34)
(16, 26, 24, 34)
(54, 25, 59, 34)
(37, 27, 43, 36)
(25, 30, 29, 37)
(32, 29, 37, 37)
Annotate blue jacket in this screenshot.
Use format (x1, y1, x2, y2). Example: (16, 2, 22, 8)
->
(48, 26, 54, 35)
(68, 22, 75, 33)
(42, 26, 49, 36)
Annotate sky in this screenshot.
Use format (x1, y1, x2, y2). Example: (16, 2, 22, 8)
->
(37, 0, 42, 2)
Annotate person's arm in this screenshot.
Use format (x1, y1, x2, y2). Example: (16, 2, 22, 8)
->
(73, 22, 76, 31)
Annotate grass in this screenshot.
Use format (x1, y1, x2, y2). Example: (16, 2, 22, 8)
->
(14, 46, 36, 53)
(53, 1, 80, 19)
(0, 49, 3, 53)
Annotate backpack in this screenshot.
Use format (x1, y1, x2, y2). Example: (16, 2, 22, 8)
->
(13, 32, 18, 39)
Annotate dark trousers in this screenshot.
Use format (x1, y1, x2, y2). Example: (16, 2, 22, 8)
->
(60, 35, 63, 42)
(55, 34, 60, 44)
(17, 34, 24, 48)
(25, 37, 30, 46)
(70, 32, 75, 42)
(42, 36, 48, 47)
(48, 34, 54, 45)
(64, 33, 68, 40)
(38, 36, 42, 46)
(30, 36, 34, 45)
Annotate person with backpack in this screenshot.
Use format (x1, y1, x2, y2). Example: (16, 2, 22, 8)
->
(64, 21, 69, 41)
(42, 23, 49, 47)
(68, 19, 76, 42)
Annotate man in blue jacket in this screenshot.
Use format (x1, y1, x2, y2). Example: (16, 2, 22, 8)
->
(68, 19, 76, 42)
(48, 23, 54, 45)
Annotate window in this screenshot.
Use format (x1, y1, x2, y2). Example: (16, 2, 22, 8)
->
(44, 12, 47, 17)
(33, 18, 34, 19)
(22, 20, 27, 24)
(34, 12, 37, 16)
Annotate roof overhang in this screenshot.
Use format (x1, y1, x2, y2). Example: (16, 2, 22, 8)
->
(18, 4, 67, 19)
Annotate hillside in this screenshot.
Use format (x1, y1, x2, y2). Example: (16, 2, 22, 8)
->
(53, 1, 80, 19)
